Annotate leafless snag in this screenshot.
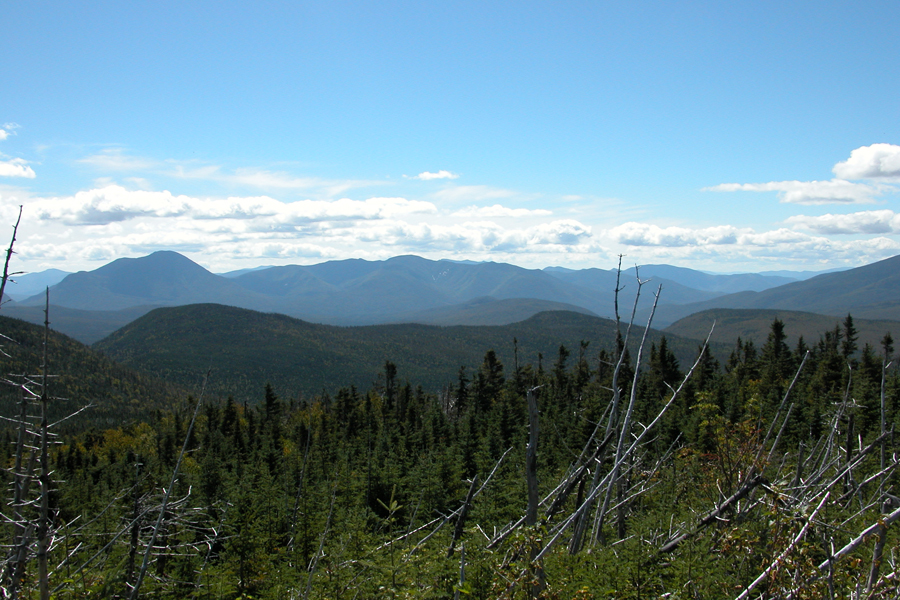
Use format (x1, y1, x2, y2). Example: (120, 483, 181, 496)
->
(0, 205, 23, 307)
(448, 475, 478, 558)
(128, 370, 211, 600)
(303, 484, 336, 600)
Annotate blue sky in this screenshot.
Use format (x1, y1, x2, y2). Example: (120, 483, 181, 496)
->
(2, 1, 900, 274)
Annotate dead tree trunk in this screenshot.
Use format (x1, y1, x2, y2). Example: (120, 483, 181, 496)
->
(448, 476, 478, 558)
(128, 373, 210, 600)
(526, 387, 539, 526)
(525, 387, 545, 597)
(37, 291, 50, 600)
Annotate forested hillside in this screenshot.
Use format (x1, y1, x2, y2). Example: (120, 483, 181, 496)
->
(666, 307, 900, 349)
(3, 308, 900, 598)
(0, 314, 184, 428)
(92, 304, 730, 402)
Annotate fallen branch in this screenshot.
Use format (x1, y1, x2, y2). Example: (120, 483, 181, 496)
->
(817, 503, 900, 571)
(735, 492, 829, 600)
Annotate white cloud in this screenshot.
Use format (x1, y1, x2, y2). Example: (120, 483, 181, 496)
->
(833, 143, 900, 179)
(22, 185, 437, 227)
(0, 123, 20, 141)
(598, 225, 900, 271)
(608, 223, 744, 246)
(431, 185, 518, 203)
(412, 170, 459, 181)
(171, 165, 384, 197)
(705, 179, 880, 204)
(451, 204, 552, 218)
(32, 186, 191, 225)
(0, 158, 36, 179)
(528, 220, 592, 245)
(786, 210, 900, 234)
(79, 150, 159, 171)
(350, 218, 594, 255)
(706, 144, 900, 205)
(741, 228, 810, 245)
(79, 151, 385, 197)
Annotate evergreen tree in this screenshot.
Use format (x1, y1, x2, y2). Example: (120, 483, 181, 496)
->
(759, 318, 796, 416)
(841, 314, 859, 360)
(473, 350, 504, 415)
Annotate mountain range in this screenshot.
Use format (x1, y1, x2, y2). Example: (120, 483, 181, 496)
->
(2, 251, 897, 346)
(650, 254, 900, 325)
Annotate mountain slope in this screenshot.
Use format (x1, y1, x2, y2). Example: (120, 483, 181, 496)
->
(388, 296, 598, 326)
(665, 308, 899, 350)
(545, 267, 724, 305)
(545, 264, 799, 295)
(233, 255, 621, 323)
(650, 253, 900, 326)
(20, 251, 270, 311)
(3, 304, 157, 344)
(621, 264, 797, 294)
(5, 268, 71, 300)
(94, 304, 726, 403)
(0, 314, 185, 427)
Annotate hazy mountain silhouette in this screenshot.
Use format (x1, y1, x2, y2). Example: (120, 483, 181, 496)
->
(650, 254, 900, 326)
(19, 251, 269, 311)
(15, 251, 899, 342)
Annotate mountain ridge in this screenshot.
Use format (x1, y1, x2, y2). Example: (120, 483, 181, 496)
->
(649, 254, 900, 325)
(14, 251, 900, 343)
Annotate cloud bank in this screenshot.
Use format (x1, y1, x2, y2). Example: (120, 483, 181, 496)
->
(787, 210, 900, 234)
(3, 184, 605, 270)
(4, 136, 900, 273)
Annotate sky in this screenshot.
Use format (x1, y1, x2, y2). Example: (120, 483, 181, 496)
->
(2, 1, 900, 275)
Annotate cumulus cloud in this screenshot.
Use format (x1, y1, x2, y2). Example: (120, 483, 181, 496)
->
(0, 158, 36, 179)
(706, 179, 880, 204)
(786, 210, 900, 234)
(452, 204, 552, 218)
(411, 170, 459, 181)
(833, 143, 900, 179)
(0, 130, 8, 141)
(706, 143, 900, 205)
(528, 220, 592, 245)
(351, 218, 593, 255)
(33, 186, 191, 225)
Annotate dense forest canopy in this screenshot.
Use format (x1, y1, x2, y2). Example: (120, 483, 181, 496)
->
(3, 296, 900, 598)
(92, 303, 730, 403)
